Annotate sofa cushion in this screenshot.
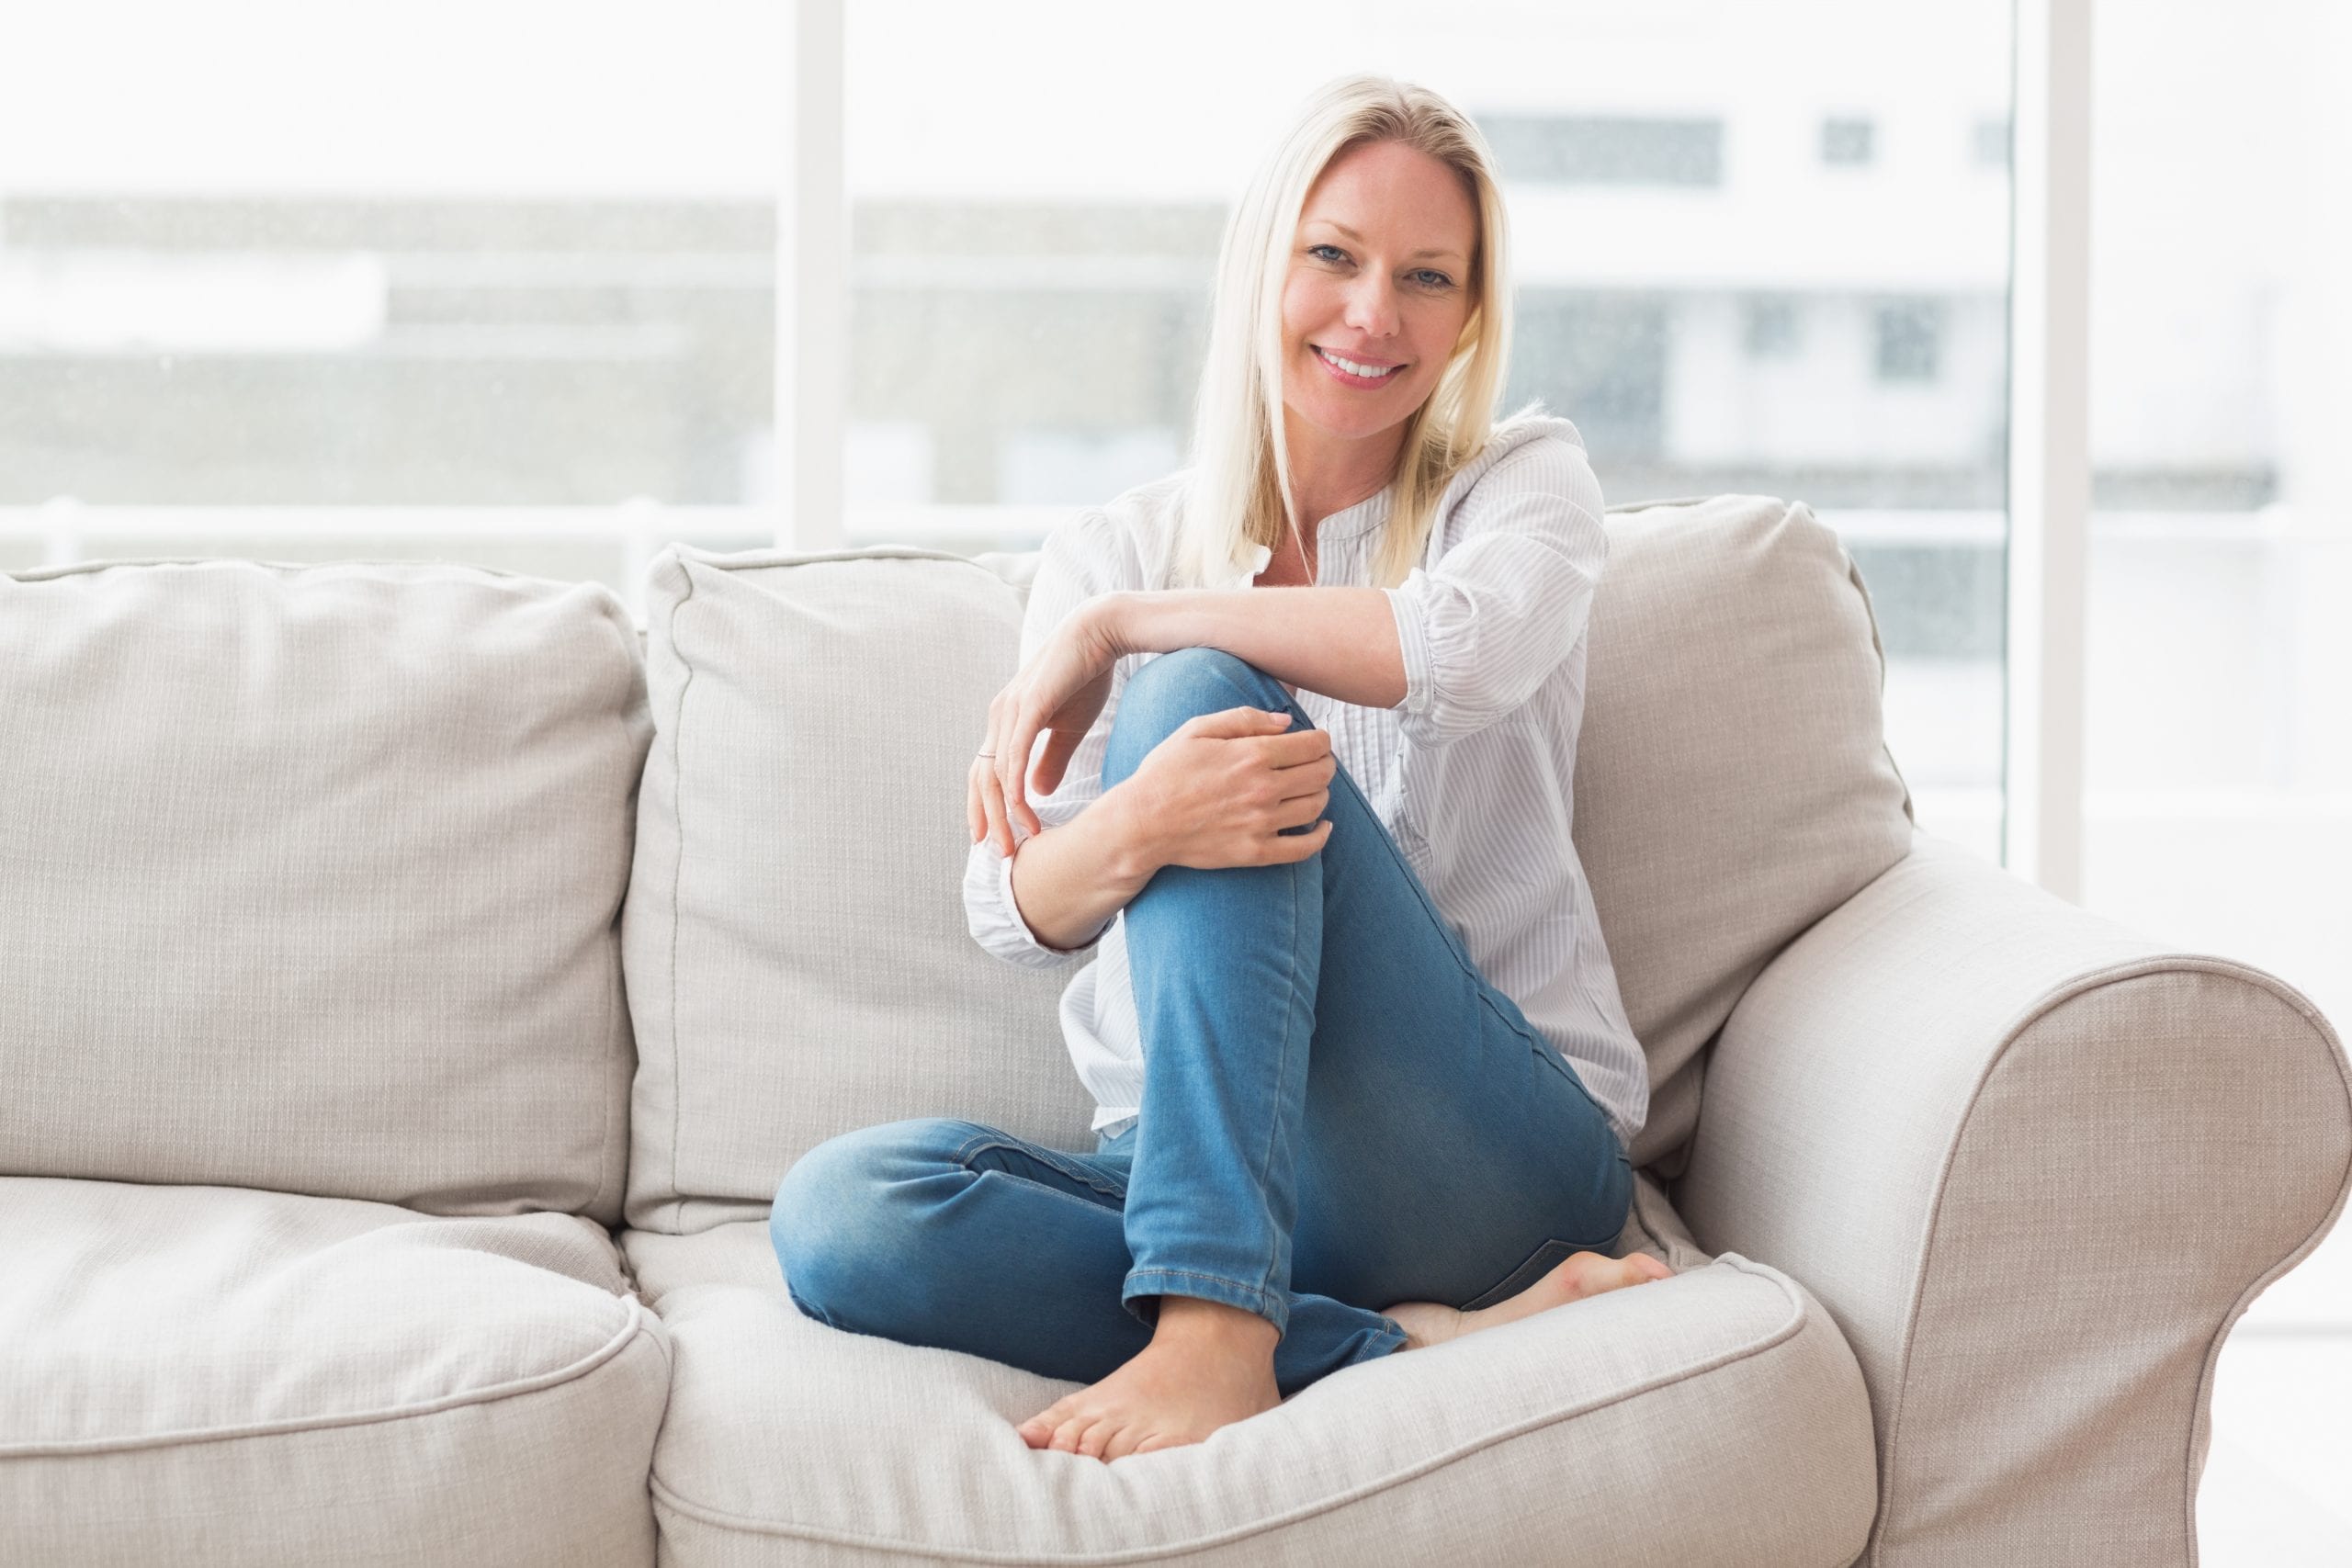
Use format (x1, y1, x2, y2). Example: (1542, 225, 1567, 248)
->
(0, 557, 651, 1220)
(622, 545, 1091, 1234)
(0, 1179, 669, 1566)
(623, 494, 1909, 1228)
(1575, 495, 1914, 1171)
(614, 1174, 1874, 1567)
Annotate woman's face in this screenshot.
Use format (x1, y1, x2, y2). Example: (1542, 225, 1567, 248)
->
(1280, 138, 1479, 452)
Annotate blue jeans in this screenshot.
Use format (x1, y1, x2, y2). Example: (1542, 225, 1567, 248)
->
(771, 648, 1633, 1398)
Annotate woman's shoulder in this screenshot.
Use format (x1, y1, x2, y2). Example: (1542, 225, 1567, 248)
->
(1040, 468, 1193, 588)
(1440, 411, 1602, 519)
(1462, 410, 1591, 483)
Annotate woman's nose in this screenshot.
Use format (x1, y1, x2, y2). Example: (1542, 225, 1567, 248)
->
(1343, 276, 1401, 339)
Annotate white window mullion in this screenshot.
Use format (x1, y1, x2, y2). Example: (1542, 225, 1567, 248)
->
(2003, 0, 2093, 899)
(777, 0, 846, 553)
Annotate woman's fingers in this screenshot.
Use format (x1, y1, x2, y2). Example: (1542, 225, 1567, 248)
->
(998, 713, 1040, 846)
(969, 756, 992, 846)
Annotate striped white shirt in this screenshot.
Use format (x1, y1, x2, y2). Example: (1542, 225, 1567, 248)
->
(961, 412, 1647, 1154)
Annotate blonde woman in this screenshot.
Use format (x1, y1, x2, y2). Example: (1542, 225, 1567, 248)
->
(771, 73, 1668, 1464)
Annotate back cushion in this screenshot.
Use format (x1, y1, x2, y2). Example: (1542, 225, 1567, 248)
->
(0, 558, 650, 1221)
(623, 496, 1912, 1232)
(1577, 496, 1914, 1174)
(621, 546, 1090, 1233)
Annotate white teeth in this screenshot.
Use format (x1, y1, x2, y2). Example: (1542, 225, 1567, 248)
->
(1318, 347, 1400, 378)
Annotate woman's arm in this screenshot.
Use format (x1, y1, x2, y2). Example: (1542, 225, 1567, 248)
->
(963, 511, 1142, 968)
(1102, 586, 1408, 709)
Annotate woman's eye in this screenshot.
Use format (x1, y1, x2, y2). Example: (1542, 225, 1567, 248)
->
(1309, 244, 1348, 263)
(1415, 270, 1454, 289)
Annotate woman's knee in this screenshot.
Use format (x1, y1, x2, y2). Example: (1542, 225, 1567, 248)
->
(769, 1118, 969, 1314)
(1107, 647, 1291, 783)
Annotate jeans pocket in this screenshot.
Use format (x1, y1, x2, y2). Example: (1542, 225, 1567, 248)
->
(1457, 1237, 1596, 1314)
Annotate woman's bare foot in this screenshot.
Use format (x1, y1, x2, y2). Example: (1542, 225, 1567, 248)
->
(1382, 1250, 1674, 1352)
(1016, 1295, 1282, 1462)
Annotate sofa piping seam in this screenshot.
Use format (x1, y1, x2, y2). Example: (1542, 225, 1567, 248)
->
(0, 1297, 654, 1459)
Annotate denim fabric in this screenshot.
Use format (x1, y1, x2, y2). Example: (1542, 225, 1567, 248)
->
(772, 648, 1634, 1399)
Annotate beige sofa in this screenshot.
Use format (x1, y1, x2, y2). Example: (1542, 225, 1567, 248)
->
(3, 493, 2345, 1567)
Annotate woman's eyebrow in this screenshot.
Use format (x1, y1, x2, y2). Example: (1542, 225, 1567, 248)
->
(1309, 220, 1465, 265)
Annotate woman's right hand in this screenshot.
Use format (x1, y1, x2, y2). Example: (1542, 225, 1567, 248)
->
(1123, 706, 1337, 872)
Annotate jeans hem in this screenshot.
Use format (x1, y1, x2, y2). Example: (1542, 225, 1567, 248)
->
(1123, 1269, 1290, 1337)
(1352, 1317, 1409, 1366)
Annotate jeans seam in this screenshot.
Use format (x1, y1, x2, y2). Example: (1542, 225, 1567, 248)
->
(1250, 833, 1305, 1310)
(971, 1168, 1125, 1218)
(950, 1130, 1127, 1204)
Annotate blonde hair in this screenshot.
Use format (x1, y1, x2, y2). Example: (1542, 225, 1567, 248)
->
(1173, 73, 1538, 592)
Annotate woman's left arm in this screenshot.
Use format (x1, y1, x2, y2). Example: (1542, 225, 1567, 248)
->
(1377, 432, 1607, 750)
(1102, 429, 1607, 748)
(1103, 586, 1407, 709)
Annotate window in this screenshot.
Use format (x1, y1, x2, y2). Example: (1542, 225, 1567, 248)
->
(1743, 298, 1802, 358)
(1822, 117, 1876, 165)
(2082, 0, 2351, 1088)
(1974, 116, 2011, 169)
(1874, 300, 1944, 381)
(0, 1, 786, 595)
(1474, 116, 1724, 187)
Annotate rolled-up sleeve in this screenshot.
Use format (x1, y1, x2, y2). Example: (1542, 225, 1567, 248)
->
(963, 509, 1133, 968)
(1381, 427, 1608, 750)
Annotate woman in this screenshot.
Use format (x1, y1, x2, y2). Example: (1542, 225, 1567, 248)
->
(770, 73, 1668, 1464)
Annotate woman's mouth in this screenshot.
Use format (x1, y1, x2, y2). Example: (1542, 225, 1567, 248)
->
(1313, 345, 1407, 387)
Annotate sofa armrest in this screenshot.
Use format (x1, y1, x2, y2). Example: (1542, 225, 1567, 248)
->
(1677, 829, 2352, 1567)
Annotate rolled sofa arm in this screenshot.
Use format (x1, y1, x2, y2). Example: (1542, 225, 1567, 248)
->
(1676, 829, 2352, 1567)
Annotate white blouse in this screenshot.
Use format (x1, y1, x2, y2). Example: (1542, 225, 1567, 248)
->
(960, 412, 1648, 1154)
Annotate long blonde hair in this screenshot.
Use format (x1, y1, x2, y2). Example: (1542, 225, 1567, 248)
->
(1173, 73, 1535, 592)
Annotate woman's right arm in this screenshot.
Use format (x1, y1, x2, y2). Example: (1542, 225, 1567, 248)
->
(962, 512, 1157, 968)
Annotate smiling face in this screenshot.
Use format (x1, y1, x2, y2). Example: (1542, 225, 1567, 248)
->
(1279, 138, 1480, 466)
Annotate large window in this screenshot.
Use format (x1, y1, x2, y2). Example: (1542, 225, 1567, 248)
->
(0, 0, 786, 579)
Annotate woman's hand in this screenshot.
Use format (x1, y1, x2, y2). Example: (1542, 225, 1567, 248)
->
(969, 599, 1128, 858)
(1124, 709, 1336, 873)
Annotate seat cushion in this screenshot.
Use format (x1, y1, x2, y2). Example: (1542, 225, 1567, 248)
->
(615, 1179, 1876, 1567)
(0, 1179, 670, 1567)
(0, 557, 651, 1221)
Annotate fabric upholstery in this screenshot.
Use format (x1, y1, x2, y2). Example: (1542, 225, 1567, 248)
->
(0, 558, 650, 1222)
(1677, 829, 2352, 1566)
(1577, 494, 1915, 1174)
(621, 546, 1101, 1234)
(616, 1174, 1876, 1568)
(0, 1178, 669, 1566)
(621, 493, 1911, 1231)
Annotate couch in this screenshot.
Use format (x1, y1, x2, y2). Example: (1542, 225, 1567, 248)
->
(3, 491, 2345, 1567)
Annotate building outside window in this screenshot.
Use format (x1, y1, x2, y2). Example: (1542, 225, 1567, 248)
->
(1821, 116, 1875, 165)
(1874, 299, 1943, 381)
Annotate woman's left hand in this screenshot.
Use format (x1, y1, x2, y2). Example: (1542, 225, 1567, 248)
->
(970, 596, 1128, 858)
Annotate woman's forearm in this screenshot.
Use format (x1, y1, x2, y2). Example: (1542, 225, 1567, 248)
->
(1005, 779, 1161, 953)
(1107, 587, 1408, 709)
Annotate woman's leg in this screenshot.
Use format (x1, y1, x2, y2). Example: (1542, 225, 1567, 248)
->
(767, 1117, 1403, 1396)
(1102, 648, 1634, 1346)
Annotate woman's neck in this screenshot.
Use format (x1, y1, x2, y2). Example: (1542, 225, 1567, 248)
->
(1283, 409, 1405, 531)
